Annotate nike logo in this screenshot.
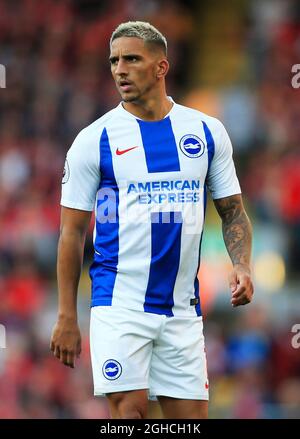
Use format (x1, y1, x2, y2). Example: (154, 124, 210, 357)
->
(116, 146, 139, 155)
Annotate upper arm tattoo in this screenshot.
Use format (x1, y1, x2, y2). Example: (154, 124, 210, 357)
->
(213, 194, 252, 266)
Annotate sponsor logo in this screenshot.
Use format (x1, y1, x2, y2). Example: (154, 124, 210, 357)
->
(116, 146, 139, 155)
(179, 134, 205, 158)
(62, 159, 70, 184)
(102, 359, 122, 380)
(126, 179, 201, 204)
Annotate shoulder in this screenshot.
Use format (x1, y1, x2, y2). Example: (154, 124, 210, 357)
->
(75, 107, 118, 144)
(174, 103, 226, 135)
(67, 107, 120, 160)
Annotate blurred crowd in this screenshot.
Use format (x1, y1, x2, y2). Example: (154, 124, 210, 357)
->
(0, 0, 299, 418)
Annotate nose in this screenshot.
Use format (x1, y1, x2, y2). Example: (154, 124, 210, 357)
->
(114, 58, 128, 76)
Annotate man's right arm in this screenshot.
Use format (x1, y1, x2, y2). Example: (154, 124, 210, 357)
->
(50, 207, 92, 368)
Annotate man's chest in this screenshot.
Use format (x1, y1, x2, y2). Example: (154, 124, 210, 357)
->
(102, 117, 211, 184)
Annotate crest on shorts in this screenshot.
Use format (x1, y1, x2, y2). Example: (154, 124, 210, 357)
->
(102, 359, 122, 380)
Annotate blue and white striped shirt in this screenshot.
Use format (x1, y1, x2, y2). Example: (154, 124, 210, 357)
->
(61, 101, 241, 317)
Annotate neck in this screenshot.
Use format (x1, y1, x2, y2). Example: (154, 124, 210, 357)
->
(123, 94, 173, 121)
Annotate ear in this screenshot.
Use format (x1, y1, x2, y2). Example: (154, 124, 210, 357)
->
(156, 58, 169, 79)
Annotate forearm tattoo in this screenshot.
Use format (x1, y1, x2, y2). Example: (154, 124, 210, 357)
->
(214, 194, 252, 266)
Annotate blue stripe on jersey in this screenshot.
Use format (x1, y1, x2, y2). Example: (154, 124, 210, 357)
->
(90, 127, 119, 307)
(137, 117, 180, 173)
(193, 186, 207, 316)
(202, 121, 215, 170)
(144, 211, 182, 316)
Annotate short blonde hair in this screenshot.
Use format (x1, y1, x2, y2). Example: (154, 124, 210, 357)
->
(110, 21, 167, 55)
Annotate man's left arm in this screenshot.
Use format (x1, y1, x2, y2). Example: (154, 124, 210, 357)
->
(214, 193, 254, 307)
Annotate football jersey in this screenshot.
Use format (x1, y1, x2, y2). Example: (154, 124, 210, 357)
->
(61, 100, 241, 317)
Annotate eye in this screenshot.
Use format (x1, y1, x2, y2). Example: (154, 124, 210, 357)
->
(128, 56, 138, 62)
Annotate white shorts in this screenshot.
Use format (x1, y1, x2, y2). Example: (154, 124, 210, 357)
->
(90, 306, 209, 401)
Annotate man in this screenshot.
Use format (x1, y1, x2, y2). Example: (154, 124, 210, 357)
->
(50, 21, 253, 419)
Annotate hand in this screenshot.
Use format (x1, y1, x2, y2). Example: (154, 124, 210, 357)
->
(50, 316, 81, 368)
(229, 264, 254, 307)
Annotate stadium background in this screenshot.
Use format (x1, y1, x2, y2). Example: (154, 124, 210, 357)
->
(0, 0, 300, 419)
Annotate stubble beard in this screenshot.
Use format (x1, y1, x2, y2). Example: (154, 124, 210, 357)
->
(119, 79, 156, 103)
(122, 92, 140, 102)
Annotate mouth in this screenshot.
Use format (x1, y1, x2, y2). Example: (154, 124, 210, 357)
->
(118, 79, 134, 92)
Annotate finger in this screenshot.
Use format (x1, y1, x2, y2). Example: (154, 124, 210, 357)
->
(232, 296, 251, 307)
(54, 346, 60, 359)
(232, 289, 253, 306)
(67, 351, 75, 368)
(232, 284, 247, 298)
(60, 349, 68, 365)
(232, 295, 248, 305)
(231, 273, 251, 296)
(229, 271, 238, 293)
(76, 341, 81, 358)
(50, 340, 55, 352)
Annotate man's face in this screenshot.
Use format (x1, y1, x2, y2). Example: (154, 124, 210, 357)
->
(110, 37, 161, 102)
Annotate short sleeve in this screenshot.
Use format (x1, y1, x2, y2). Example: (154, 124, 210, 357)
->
(206, 120, 241, 200)
(61, 128, 100, 211)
